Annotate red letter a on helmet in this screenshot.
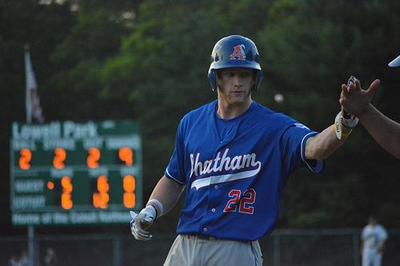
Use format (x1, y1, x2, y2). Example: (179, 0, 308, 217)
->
(229, 44, 246, 61)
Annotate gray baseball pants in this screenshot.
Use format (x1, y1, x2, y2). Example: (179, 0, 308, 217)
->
(163, 234, 263, 266)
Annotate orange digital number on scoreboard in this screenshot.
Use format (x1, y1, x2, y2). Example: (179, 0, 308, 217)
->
(118, 147, 134, 166)
(53, 148, 66, 169)
(123, 175, 136, 208)
(87, 147, 101, 169)
(19, 149, 32, 170)
(92, 175, 109, 209)
(61, 176, 73, 210)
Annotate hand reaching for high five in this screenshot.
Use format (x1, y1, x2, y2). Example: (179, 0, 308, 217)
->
(339, 77, 380, 117)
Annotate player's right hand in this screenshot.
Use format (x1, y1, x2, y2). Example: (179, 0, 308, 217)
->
(130, 205, 157, 241)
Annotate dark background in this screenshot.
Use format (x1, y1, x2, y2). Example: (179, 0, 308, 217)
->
(1, 0, 400, 237)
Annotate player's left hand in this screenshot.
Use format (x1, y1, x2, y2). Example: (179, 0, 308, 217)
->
(336, 110, 359, 128)
(334, 110, 359, 140)
(130, 206, 156, 241)
(335, 76, 361, 140)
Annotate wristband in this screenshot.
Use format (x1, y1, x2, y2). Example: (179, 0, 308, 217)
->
(147, 199, 164, 218)
(334, 111, 354, 140)
(334, 122, 352, 140)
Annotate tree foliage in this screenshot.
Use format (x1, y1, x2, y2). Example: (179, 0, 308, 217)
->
(1, 0, 400, 232)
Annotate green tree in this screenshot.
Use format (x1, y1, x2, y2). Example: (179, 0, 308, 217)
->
(258, 0, 400, 227)
(43, 0, 136, 121)
(101, 0, 271, 229)
(2, 0, 399, 233)
(0, 0, 73, 232)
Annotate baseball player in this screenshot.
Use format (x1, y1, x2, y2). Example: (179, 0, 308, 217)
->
(130, 35, 356, 266)
(361, 216, 388, 266)
(339, 54, 400, 159)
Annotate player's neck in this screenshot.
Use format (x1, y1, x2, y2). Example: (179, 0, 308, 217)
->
(216, 98, 253, 120)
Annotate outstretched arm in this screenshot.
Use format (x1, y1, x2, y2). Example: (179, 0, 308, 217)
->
(305, 78, 361, 160)
(305, 124, 349, 160)
(358, 104, 400, 159)
(340, 78, 400, 159)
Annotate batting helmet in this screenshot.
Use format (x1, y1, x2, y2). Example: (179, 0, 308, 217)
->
(388, 54, 400, 67)
(208, 35, 263, 91)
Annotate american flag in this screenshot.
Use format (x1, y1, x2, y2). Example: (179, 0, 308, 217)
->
(25, 44, 45, 123)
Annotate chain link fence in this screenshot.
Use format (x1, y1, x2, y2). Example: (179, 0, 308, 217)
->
(1, 229, 399, 266)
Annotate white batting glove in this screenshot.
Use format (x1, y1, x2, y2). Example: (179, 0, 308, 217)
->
(334, 110, 359, 140)
(130, 205, 157, 241)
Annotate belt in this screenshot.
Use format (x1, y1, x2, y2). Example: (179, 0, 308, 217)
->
(186, 234, 217, 241)
(185, 234, 251, 243)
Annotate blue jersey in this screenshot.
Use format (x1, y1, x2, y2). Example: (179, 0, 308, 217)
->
(165, 100, 324, 241)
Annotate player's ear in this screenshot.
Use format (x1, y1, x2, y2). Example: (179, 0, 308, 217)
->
(251, 70, 257, 92)
(216, 71, 222, 80)
(215, 71, 222, 89)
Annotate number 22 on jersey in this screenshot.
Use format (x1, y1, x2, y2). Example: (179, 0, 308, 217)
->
(223, 188, 256, 214)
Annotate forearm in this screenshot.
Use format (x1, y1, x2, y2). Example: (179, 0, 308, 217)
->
(147, 175, 185, 217)
(305, 125, 349, 160)
(360, 104, 400, 159)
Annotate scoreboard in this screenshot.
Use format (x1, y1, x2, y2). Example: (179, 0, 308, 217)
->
(10, 120, 143, 226)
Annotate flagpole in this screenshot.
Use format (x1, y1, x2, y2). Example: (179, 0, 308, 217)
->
(24, 44, 33, 124)
(24, 43, 36, 266)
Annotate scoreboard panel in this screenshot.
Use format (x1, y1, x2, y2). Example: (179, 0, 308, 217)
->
(10, 120, 143, 226)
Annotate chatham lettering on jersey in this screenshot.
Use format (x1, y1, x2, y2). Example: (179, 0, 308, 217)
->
(190, 148, 261, 177)
(189, 148, 262, 190)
